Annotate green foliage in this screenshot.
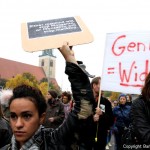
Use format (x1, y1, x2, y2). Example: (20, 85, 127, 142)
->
(5, 72, 60, 97)
(40, 78, 48, 83)
(5, 73, 48, 96)
(22, 72, 38, 87)
(48, 82, 61, 95)
(38, 82, 48, 97)
(110, 92, 120, 101)
(103, 91, 122, 102)
(49, 82, 55, 89)
(6, 74, 34, 89)
(103, 91, 112, 98)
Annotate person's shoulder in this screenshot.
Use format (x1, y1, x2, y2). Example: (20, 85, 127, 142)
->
(1, 144, 11, 150)
(101, 96, 108, 101)
(113, 105, 119, 111)
(131, 96, 145, 111)
(101, 96, 111, 104)
(125, 104, 131, 109)
(52, 99, 61, 106)
(56, 99, 64, 106)
(132, 96, 143, 106)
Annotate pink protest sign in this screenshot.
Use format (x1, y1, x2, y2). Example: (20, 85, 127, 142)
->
(101, 31, 150, 94)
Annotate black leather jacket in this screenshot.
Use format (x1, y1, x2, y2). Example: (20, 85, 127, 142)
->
(0, 117, 12, 148)
(131, 95, 150, 145)
(1, 62, 94, 150)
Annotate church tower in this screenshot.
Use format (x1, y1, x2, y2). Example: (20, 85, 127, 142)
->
(39, 49, 56, 80)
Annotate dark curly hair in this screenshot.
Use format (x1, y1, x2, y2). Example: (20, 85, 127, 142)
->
(62, 91, 72, 102)
(9, 84, 47, 116)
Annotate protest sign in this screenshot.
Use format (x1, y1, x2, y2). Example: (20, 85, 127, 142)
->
(101, 31, 150, 94)
(21, 16, 93, 52)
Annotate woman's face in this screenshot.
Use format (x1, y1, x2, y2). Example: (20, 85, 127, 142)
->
(119, 96, 126, 105)
(62, 96, 69, 104)
(126, 95, 131, 102)
(9, 98, 45, 147)
(45, 92, 52, 101)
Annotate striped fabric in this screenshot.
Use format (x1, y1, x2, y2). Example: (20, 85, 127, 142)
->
(11, 126, 42, 150)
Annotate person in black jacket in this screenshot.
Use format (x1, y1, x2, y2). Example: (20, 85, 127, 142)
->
(0, 104, 12, 148)
(90, 77, 114, 150)
(1, 42, 94, 150)
(113, 94, 131, 150)
(43, 89, 65, 129)
(131, 72, 150, 147)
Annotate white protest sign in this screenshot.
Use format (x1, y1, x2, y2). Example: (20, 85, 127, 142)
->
(101, 31, 150, 94)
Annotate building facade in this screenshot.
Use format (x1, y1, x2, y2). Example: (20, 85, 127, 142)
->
(0, 49, 59, 89)
(39, 49, 56, 79)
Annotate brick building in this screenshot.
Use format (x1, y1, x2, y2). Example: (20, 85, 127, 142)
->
(0, 49, 59, 89)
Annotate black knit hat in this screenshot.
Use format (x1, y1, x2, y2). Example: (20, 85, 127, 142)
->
(48, 90, 58, 99)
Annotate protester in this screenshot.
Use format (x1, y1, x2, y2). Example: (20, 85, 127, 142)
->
(43, 89, 65, 129)
(62, 91, 72, 120)
(1, 42, 94, 150)
(113, 94, 131, 150)
(106, 130, 112, 150)
(130, 72, 150, 146)
(113, 100, 118, 108)
(0, 103, 12, 148)
(126, 94, 132, 106)
(91, 77, 114, 150)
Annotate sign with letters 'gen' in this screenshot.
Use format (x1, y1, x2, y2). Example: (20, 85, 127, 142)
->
(101, 31, 150, 94)
(21, 16, 94, 52)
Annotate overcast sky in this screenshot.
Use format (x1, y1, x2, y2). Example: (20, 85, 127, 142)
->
(1, 0, 150, 91)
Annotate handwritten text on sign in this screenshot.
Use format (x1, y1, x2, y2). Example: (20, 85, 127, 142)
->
(101, 32, 150, 94)
(27, 17, 81, 39)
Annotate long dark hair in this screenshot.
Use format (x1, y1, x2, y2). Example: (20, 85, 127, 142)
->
(141, 72, 150, 102)
(0, 104, 4, 118)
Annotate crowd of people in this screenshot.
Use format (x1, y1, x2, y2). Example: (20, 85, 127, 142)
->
(0, 43, 150, 150)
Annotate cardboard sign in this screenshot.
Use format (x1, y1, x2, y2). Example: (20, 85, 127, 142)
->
(21, 16, 94, 52)
(101, 31, 150, 94)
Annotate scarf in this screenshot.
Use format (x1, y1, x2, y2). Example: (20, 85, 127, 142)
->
(11, 125, 42, 150)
